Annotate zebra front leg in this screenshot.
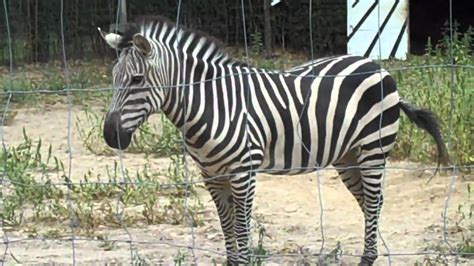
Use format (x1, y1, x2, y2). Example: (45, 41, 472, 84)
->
(205, 178, 238, 264)
(230, 172, 256, 264)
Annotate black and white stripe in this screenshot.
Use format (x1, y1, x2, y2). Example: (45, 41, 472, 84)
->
(100, 16, 448, 265)
(347, 0, 409, 59)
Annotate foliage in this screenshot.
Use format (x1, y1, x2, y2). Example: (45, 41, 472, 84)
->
(456, 183, 473, 258)
(414, 182, 473, 265)
(0, 60, 111, 105)
(1, 129, 203, 236)
(250, 31, 264, 56)
(1, 128, 65, 226)
(173, 250, 188, 266)
(386, 27, 473, 167)
(250, 215, 271, 265)
(0, 0, 349, 65)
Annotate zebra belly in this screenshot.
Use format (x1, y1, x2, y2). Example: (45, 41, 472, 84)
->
(256, 108, 349, 176)
(258, 136, 338, 176)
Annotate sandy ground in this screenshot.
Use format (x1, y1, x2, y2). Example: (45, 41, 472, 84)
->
(1, 105, 472, 265)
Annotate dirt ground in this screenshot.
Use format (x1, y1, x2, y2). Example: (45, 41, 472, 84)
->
(2, 105, 472, 265)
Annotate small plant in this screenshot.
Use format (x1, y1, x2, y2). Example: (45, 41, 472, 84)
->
(456, 183, 473, 258)
(0, 60, 112, 106)
(251, 31, 263, 56)
(1, 129, 203, 237)
(1, 128, 65, 226)
(133, 250, 152, 265)
(414, 183, 473, 265)
(173, 249, 187, 265)
(75, 107, 114, 156)
(250, 215, 271, 265)
(387, 25, 473, 167)
(1, 109, 18, 126)
(318, 242, 342, 265)
(97, 235, 117, 251)
(437, 23, 473, 65)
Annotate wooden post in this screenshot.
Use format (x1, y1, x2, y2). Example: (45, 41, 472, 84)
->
(111, 0, 127, 34)
(263, 0, 272, 58)
(119, 0, 127, 24)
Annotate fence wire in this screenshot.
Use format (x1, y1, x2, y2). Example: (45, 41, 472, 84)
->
(0, 63, 473, 96)
(375, 2, 391, 265)
(1, 0, 11, 263)
(59, 0, 79, 263)
(1, 0, 473, 265)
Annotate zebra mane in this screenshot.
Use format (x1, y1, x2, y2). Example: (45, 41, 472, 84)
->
(114, 15, 247, 66)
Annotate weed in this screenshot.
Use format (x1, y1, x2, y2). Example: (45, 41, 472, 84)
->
(128, 114, 182, 157)
(318, 242, 342, 265)
(250, 31, 264, 56)
(384, 27, 473, 167)
(2, 129, 203, 237)
(75, 107, 115, 156)
(97, 235, 117, 251)
(456, 183, 473, 258)
(173, 249, 187, 265)
(133, 251, 152, 265)
(1, 128, 65, 226)
(415, 183, 473, 264)
(250, 215, 271, 265)
(0, 60, 111, 106)
(1, 109, 18, 126)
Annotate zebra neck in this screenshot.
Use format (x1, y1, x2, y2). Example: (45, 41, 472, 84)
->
(159, 54, 243, 125)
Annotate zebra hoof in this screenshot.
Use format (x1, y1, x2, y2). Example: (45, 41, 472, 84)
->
(359, 254, 377, 266)
(226, 259, 247, 266)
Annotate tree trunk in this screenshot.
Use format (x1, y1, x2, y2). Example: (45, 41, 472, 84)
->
(263, 0, 272, 58)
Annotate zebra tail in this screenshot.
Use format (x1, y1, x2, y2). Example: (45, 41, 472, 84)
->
(399, 99, 450, 173)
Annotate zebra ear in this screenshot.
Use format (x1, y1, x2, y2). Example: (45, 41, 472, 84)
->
(132, 34, 152, 56)
(97, 27, 123, 50)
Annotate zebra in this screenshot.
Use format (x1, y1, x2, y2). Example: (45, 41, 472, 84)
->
(98, 16, 449, 265)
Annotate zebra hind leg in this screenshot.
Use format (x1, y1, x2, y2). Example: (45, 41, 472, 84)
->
(204, 178, 238, 264)
(333, 148, 364, 210)
(230, 172, 257, 264)
(356, 144, 392, 266)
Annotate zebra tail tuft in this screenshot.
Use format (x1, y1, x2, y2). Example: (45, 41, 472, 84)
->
(399, 99, 450, 173)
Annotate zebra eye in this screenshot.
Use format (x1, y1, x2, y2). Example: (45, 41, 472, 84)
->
(130, 75, 143, 84)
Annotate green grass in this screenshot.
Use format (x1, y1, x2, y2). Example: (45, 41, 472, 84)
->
(386, 29, 473, 167)
(1, 128, 203, 237)
(0, 59, 112, 106)
(413, 182, 473, 265)
(455, 183, 473, 258)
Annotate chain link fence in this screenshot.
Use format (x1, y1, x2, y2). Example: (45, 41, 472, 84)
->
(1, 0, 473, 265)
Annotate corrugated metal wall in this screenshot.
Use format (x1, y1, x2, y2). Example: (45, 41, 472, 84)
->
(347, 0, 409, 60)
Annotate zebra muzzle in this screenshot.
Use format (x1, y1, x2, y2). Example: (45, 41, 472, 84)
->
(103, 111, 133, 150)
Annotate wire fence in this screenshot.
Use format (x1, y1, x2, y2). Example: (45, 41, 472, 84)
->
(1, 0, 473, 265)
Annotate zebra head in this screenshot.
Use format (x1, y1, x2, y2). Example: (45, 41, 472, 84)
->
(99, 26, 165, 150)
